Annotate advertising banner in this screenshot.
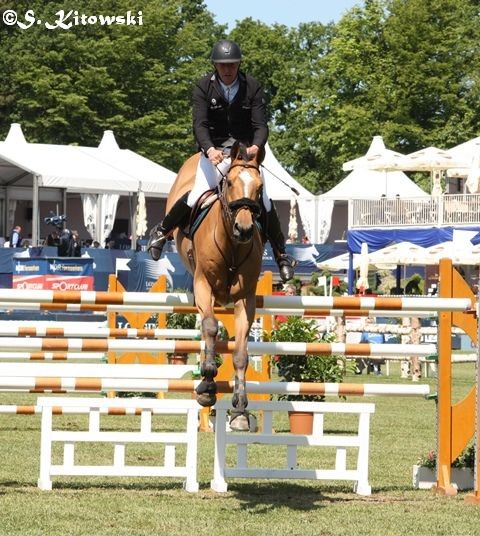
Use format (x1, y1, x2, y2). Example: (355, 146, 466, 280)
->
(12, 258, 94, 290)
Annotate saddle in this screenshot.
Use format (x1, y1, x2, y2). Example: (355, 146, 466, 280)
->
(182, 188, 219, 239)
(182, 187, 267, 241)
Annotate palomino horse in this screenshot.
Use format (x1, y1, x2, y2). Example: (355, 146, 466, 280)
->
(169, 142, 265, 431)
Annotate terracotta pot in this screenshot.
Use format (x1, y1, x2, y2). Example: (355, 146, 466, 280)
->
(167, 355, 188, 365)
(288, 411, 314, 435)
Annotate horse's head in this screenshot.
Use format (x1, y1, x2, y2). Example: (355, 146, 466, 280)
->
(223, 142, 264, 243)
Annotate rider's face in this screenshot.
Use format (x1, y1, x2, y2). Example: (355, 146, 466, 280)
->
(215, 62, 240, 85)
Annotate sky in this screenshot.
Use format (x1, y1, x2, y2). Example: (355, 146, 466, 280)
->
(203, 0, 361, 29)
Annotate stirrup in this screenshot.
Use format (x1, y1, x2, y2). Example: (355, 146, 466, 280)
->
(147, 226, 168, 261)
(277, 253, 297, 282)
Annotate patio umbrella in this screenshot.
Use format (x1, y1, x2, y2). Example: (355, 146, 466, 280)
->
(356, 242, 370, 292)
(390, 147, 468, 196)
(342, 135, 404, 172)
(368, 241, 429, 267)
(135, 189, 148, 239)
(316, 252, 361, 271)
(287, 197, 298, 242)
(466, 150, 480, 193)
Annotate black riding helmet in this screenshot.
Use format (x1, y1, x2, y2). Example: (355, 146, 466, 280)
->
(211, 39, 242, 63)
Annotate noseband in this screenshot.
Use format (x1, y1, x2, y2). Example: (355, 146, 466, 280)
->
(221, 163, 262, 218)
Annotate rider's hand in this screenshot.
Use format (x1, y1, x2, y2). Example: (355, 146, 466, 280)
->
(206, 147, 224, 166)
(246, 145, 259, 158)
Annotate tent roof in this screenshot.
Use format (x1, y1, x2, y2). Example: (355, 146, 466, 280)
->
(0, 124, 176, 196)
(320, 168, 429, 200)
(262, 143, 315, 200)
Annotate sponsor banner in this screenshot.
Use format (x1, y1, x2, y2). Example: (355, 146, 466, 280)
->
(12, 258, 48, 276)
(12, 275, 94, 291)
(47, 258, 94, 276)
(12, 257, 94, 276)
(46, 276, 94, 291)
(11, 258, 94, 291)
(12, 274, 48, 290)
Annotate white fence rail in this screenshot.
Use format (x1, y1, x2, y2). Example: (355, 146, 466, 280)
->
(350, 194, 480, 228)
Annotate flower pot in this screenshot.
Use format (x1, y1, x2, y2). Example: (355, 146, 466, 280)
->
(167, 355, 188, 365)
(412, 465, 474, 490)
(288, 411, 314, 435)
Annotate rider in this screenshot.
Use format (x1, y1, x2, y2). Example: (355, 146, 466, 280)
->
(147, 39, 296, 282)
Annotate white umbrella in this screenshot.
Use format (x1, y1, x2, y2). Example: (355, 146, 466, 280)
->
(343, 135, 404, 172)
(391, 147, 468, 195)
(356, 242, 370, 292)
(135, 189, 148, 239)
(368, 241, 429, 267)
(317, 252, 361, 271)
(466, 151, 480, 193)
(287, 197, 298, 242)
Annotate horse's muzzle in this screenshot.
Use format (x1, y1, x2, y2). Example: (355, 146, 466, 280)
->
(233, 222, 254, 243)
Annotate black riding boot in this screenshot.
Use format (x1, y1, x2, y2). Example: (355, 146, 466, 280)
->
(266, 202, 296, 282)
(147, 192, 191, 261)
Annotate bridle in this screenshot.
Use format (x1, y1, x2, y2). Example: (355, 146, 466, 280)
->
(218, 162, 262, 223)
(215, 161, 263, 290)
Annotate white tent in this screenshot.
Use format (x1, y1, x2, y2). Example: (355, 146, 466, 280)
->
(320, 168, 429, 200)
(0, 124, 177, 245)
(261, 143, 318, 241)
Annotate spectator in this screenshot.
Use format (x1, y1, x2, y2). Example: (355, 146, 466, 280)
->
(71, 230, 82, 257)
(356, 318, 384, 375)
(9, 225, 22, 248)
(58, 229, 73, 257)
(46, 229, 60, 247)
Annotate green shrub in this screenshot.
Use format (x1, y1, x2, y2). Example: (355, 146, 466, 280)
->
(269, 316, 350, 401)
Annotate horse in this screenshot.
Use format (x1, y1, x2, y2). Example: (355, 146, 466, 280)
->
(167, 141, 265, 431)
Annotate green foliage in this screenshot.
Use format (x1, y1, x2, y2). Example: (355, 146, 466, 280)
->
(417, 442, 475, 469)
(270, 316, 349, 401)
(404, 273, 424, 295)
(1, 0, 479, 194)
(166, 312, 197, 330)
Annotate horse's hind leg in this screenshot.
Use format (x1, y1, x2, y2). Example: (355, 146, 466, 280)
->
(229, 296, 255, 432)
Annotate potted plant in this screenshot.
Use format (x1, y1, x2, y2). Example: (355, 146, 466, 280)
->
(413, 444, 475, 490)
(165, 311, 198, 364)
(269, 316, 352, 433)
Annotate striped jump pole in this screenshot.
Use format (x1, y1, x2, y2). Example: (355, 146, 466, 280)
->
(0, 325, 201, 339)
(0, 337, 438, 357)
(0, 302, 442, 318)
(0, 352, 106, 361)
(0, 381, 431, 400)
(0, 289, 472, 312)
(0, 404, 185, 415)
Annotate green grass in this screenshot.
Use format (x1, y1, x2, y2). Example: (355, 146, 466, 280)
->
(0, 363, 478, 536)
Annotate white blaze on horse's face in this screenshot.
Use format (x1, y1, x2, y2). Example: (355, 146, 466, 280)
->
(239, 169, 256, 198)
(228, 165, 262, 244)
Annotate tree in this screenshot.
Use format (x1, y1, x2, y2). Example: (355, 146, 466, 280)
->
(0, 0, 223, 171)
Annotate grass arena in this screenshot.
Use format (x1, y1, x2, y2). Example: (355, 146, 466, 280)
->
(0, 259, 479, 535)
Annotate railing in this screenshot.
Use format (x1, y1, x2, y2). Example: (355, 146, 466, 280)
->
(349, 194, 480, 228)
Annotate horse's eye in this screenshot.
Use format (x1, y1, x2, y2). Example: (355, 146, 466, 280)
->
(227, 180, 232, 188)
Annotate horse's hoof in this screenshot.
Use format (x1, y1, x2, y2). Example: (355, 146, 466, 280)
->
(229, 413, 250, 432)
(196, 392, 217, 407)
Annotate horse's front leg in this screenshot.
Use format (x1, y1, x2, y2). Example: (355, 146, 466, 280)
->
(194, 281, 218, 407)
(230, 296, 255, 432)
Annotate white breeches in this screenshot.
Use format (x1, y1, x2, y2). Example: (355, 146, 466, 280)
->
(187, 153, 272, 212)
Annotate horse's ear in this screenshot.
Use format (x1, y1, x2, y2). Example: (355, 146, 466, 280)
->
(255, 145, 265, 165)
(230, 141, 241, 161)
